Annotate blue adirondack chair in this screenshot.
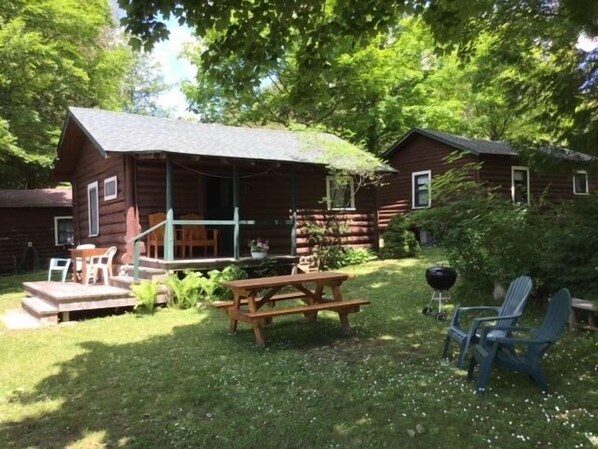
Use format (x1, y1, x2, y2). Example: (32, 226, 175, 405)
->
(467, 288, 572, 393)
(442, 275, 533, 368)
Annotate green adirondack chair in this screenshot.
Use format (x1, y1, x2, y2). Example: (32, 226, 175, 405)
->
(467, 288, 572, 393)
(442, 275, 533, 368)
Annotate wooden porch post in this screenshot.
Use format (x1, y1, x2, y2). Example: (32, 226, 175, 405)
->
(164, 156, 174, 261)
(233, 165, 240, 259)
(290, 167, 297, 256)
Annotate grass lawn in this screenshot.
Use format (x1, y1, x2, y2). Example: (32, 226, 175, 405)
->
(0, 249, 596, 449)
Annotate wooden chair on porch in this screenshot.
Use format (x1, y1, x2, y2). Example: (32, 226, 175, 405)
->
(181, 214, 219, 257)
(147, 212, 185, 258)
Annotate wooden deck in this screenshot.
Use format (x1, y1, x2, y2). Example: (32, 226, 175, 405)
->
(21, 280, 168, 325)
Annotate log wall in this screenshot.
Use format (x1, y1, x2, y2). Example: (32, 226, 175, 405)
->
(0, 206, 72, 271)
(378, 135, 476, 231)
(72, 141, 127, 264)
(479, 154, 598, 203)
(379, 134, 598, 234)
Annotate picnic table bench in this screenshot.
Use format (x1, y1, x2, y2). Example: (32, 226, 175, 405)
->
(216, 271, 369, 347)
(569, 297, 597, 331)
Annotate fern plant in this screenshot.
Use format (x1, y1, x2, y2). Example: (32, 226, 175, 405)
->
(165, 270, 203, 309)
(131, 280, 159, 314)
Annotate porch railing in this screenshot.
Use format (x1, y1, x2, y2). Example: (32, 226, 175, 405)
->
(126, 210, 295, 282)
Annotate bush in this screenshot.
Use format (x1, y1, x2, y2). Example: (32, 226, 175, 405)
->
(201, 265, 248, 301)
(303, 210, 349, 270)
(412, 190, 540, 290)
(324, 247, 378, 269)
(380, 214, 420, 259)
(166, 266, 249, 306)
(411, 184, 598, 299)
(166, 270, 203, 309)
(131, 280, 159, 314)
(536, 194, 598, 298)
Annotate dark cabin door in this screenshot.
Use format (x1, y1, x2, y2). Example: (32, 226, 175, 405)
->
(206, 177, 233, 256)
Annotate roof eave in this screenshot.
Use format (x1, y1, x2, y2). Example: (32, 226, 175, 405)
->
(65, 107, 108, 159)
(382, 128, 483, 160)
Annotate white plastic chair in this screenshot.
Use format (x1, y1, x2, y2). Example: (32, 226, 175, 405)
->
(74, 243, 96, 282)
(86, 246, 117, 285)
(48, 258, 71, 282)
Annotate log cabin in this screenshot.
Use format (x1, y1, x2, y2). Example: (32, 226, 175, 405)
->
(53, 107, 388, 273)
(0, 188, 72, 272)
(378, 128, 597, 239)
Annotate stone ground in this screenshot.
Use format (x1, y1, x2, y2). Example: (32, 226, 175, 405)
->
(1, 309, 42, 330)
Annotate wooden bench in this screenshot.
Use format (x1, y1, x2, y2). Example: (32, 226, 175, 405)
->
(570, 297, 597, 331)
(211, 291, 307, 309)
(246, 299, 370, 319)
(246, 299, 370, 335)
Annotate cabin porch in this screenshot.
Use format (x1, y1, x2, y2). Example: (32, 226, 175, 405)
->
(137, 254, 300, 272)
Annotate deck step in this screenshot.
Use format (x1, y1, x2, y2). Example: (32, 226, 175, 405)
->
(21, 296, 59, 325)
(119, 265, 169, 281)
(110, 275, 136, 290)
(23, 281, 134, 309)
(110, 275, 169, 304)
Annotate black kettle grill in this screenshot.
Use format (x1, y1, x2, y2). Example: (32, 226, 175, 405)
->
(423, 265, 457, 321)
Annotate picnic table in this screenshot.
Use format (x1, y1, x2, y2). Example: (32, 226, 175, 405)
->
(215, 271, 370, 347)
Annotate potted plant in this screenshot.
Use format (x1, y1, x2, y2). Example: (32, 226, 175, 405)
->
(249, 238, 269, 258)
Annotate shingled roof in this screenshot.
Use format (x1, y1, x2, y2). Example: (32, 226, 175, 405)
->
(0, 189, 72, 208)
(61, 107, 390, 172)
(384, 128, 594, 161)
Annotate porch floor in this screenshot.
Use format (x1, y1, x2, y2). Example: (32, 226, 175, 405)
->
(140, 254, 300, 271)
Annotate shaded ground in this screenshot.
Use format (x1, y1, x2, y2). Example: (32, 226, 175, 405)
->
(0, 251, 596, 448)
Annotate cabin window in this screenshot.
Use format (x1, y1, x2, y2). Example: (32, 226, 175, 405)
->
(573, 170, 589, 195)
(87, 181, 99, 236)
(54, 216, 74, 246)
(326, 176, 355, 210)
(412, 170, 431, 209)
(104, 176, 118, 201)
(511, 166, 530, 205)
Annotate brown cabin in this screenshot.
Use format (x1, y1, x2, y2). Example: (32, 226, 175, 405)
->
(0, 189, 73, 272)
(53, 107, 384, 270)
(378, 128, 597, 235)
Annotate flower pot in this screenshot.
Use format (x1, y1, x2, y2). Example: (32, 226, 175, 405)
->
(251, 251, 267, 259)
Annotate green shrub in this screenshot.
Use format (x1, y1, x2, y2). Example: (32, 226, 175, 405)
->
(131, 280, 159, 314)
(324, 247, 378, 269)
(380, 214, 420, 259)
(166, 270, 203, 309)
(412, 190, 540, 290)
(303, 209, 349, 270)
(413, 189, 598, 299)
(165, 266, 249, 306)
(198, 265, 248, 301)
(535, 193, 598, 297)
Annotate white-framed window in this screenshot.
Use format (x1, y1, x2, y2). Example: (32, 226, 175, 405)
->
(511, 166, 530, 205)
(54, 216, 74, 246)
(326, 176, 355, 210)
(104, 175, 118, 201)
(573, 170, 589, 195)
(412, 170, 431, 209)
(87, 181, 99, 237)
